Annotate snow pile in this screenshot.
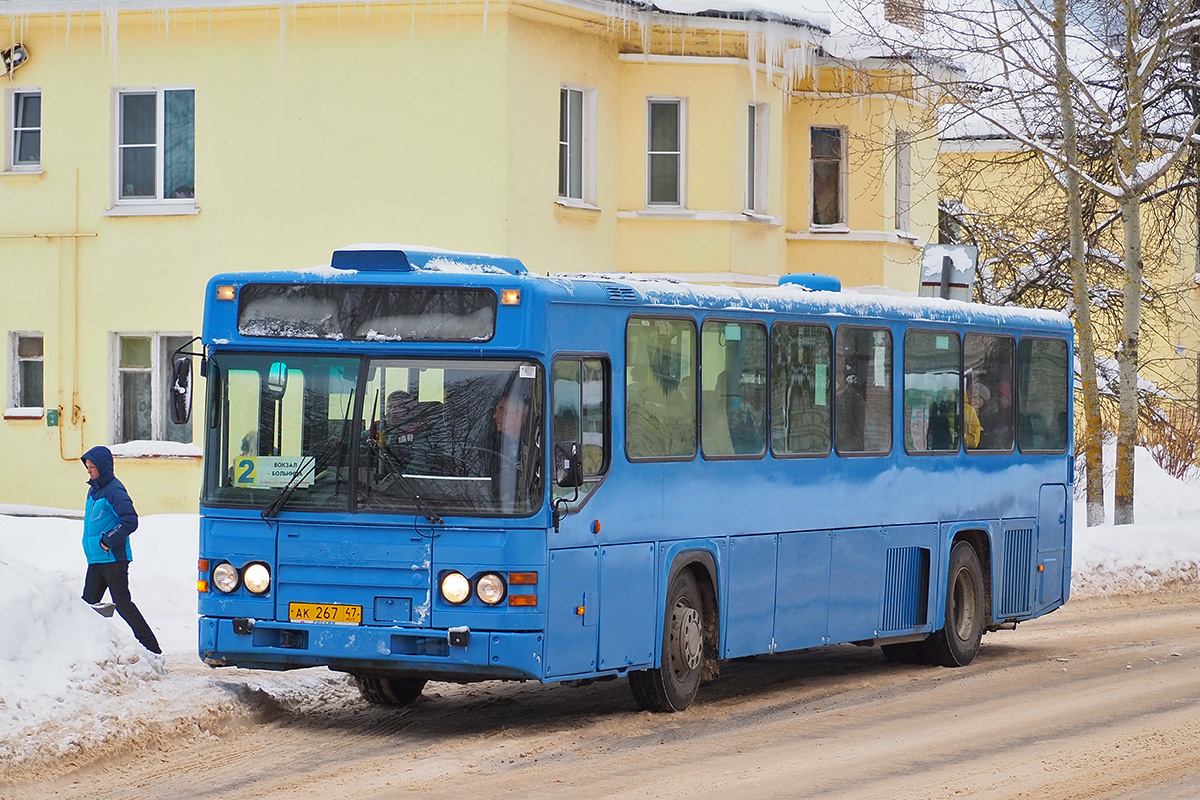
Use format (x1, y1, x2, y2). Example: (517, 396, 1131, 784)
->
(1071, 447, 1200, 597)
(1, 448, 1198, 775)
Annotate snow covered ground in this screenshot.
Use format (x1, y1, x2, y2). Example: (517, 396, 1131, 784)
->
(2, 449, 1198, 775)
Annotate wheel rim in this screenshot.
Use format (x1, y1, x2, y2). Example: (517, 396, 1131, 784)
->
(950, 566, 978, 641)
(669, 600, 703, 677)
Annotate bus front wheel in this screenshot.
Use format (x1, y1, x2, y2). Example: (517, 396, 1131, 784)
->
(922, 541, 985, 667)
(629, 569, 705, 713)
(353, 674, 427, 707)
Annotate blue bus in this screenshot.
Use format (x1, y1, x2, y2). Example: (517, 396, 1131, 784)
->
(172, 244, 1073, 712)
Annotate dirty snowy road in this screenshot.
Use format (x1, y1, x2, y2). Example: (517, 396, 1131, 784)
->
(5, 591, 1200, 800)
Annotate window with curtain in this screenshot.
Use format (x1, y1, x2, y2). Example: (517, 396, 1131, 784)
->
(9, 90, 41, 169)
(114, 333, 193, 443)
(811, 127, 844, 226)
(117, 88, 194, 201)
(647, 98, 684, 206)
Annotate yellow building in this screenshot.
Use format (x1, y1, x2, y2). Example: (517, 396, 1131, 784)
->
(939, 134, 1200, 439)
(2, 0, 939, 512)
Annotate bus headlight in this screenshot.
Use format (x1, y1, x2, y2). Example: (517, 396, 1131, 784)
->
(244, 563, 271, 594)
(212, 562, 240, 593)
(441, 571, 471, 604)
(476, 573, 507, 605)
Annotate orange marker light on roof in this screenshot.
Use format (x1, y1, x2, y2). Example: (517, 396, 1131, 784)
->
(216, 285, 236, 301)
(500, 289, 521, 306)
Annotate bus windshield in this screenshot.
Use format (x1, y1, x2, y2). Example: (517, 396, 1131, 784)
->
(202, 353, 545, 517)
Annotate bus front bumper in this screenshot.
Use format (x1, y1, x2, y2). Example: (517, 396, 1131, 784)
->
(198, 616, 545, 681)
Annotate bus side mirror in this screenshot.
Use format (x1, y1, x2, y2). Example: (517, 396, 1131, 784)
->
(170, 357, 193, 425)
(554, 441, 584, 488)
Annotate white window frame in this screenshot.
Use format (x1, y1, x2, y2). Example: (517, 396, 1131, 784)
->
(110, 86, 197, 213)
(646, 97, 687, 208)
(110, 332, 193, 443)
(4, 88, 41, 173)
(746, 103, 769, 214)
(558, 85, 597, 206)
(9, 331, 44, 410)
(810, 126, 847, 228)
(895, 129, 912, 233)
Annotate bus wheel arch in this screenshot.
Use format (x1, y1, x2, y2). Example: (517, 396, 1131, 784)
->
(922, 538, 987, 667)
(629, 553, 719, 712)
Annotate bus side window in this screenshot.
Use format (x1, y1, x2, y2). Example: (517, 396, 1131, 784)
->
(553, 356, 609, 500)
(626, 318, 697, 459)
(701, 320, 766, 458)
(965, 333, 1015, 451)
(1018, 337, 1070, 452)
(835, 326, 892, 455)
(770, 323, 832, 456)
(903, 330, 961, 454)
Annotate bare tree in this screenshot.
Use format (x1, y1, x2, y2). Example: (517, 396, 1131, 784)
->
(834, 0, 1200, 523)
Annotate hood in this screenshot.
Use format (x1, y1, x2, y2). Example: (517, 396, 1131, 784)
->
(82, 445, 115, 483)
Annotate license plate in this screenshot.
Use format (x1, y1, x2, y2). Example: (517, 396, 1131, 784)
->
(288, 602, 362, 625)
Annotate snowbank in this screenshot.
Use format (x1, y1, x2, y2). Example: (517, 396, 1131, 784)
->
(1, 448, 1197, 775)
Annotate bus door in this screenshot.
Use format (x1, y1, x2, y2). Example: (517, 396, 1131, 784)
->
(1035, 484, 1067, 613)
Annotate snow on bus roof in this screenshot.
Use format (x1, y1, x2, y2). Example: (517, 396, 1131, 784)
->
(554, 272, 1071, 329)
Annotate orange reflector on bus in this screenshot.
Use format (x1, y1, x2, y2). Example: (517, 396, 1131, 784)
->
(500, 289, 521, 306)
(509, 594, 537, 607)
(197, 579, 209, 593)
(198, 558, 209, 571)
(216, 285, 236, 301)
(508, 572, 538, 585)
(591, 519, 601, 535)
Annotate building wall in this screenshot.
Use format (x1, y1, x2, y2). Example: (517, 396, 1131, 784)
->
(2, 1, 939, 512)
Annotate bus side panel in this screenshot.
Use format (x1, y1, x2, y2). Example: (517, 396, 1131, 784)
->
(1036, 484, 1068, 615)
(774, 530, 833, 651)
(724, 534, 779, 658)
(877, 523, 938, 635)
(827, 528, 884, 643)
(545, 547, 598, 678)
(598, 543, 657, 671)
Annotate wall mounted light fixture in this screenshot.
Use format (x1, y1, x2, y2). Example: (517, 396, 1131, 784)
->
(2, 43, 30, 77)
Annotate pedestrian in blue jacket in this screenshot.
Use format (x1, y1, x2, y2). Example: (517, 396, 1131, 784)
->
(81, 445, 161, 654)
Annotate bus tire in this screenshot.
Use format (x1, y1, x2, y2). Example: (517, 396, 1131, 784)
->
(922, 541, 985, 667)
(353, 674, 427, 707)
(629, 568, 705, 712)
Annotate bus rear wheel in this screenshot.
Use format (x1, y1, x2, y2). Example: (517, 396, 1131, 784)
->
(353, 674, 427, 707)
(629, 569, 705, 713)
(922, 541, 985, 667)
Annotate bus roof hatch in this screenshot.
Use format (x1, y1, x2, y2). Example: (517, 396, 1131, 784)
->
(779, 273, 841, 292)
(330, 245, 529, 275)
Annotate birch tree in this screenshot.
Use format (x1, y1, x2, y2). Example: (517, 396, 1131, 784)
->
(836, 0, 1200, 523)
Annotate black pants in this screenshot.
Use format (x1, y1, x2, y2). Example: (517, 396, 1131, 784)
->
(82, 560, 162, 654)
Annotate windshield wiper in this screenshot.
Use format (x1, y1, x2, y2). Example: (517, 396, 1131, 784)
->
(260, 434, 345, 520)
(361, 437, 444, 525)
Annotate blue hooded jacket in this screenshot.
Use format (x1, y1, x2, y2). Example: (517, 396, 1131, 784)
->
(82, 445, 138, 564)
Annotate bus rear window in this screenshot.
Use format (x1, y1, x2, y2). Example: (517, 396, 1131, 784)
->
(237, 284, 496, 342)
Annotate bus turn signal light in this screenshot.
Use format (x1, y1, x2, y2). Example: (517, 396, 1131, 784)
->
(197, 579, 209, 593)
(509, 594, 537, 607)
(508, 572, 538, 585)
